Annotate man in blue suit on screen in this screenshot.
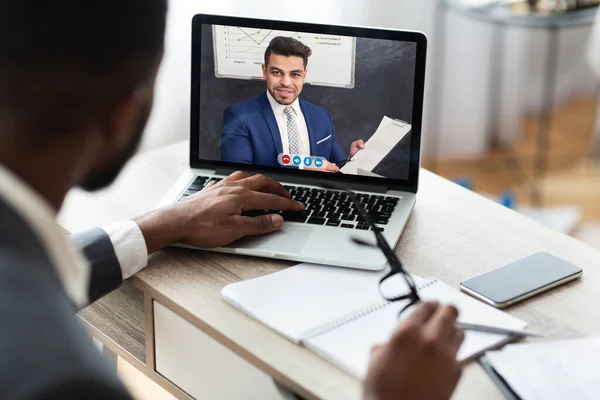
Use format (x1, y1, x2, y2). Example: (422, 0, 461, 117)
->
(221, 36, 365, 172)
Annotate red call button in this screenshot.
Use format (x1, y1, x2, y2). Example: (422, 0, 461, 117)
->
(282, 155, 291, 164)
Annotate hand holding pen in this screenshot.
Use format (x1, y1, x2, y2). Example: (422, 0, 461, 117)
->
(337, 139, 365, 169)
(349, 139, 366, 158)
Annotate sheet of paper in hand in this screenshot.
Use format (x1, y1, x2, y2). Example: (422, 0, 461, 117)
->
(340, 116, 412, 175)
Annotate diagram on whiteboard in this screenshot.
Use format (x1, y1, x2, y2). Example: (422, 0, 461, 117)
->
(213, 25, 356, 88)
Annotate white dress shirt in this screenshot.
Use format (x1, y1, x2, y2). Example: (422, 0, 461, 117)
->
(0, 163, 148, 307)
(266, 90, 311, 156)
(102, 220, 148, 279)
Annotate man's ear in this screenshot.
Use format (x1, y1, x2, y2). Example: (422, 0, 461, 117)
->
(261, 63, 267, 78)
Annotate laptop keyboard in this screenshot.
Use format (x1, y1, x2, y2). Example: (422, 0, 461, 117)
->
(177, 176, 400, 231)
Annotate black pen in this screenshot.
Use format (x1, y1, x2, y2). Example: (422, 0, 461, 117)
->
(336, 159, 349, 169)
(336, 149, 362, 169)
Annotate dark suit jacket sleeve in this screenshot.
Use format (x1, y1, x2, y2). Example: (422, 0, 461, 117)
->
(222, 106, 253, 164)
(70, 228, 123, 307)
(328, 113, 347, 164)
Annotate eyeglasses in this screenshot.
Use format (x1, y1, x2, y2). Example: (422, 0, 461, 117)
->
(321, 182, 421, 316)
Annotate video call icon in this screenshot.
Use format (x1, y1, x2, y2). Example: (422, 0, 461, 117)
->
(278, 154, 326, 169)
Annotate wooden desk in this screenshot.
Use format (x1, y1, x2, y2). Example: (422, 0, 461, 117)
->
(59, 141, 600, 400)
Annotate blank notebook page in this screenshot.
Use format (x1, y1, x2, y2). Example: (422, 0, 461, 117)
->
(221, 263, 424, 342)
(305, 279, 527, 378)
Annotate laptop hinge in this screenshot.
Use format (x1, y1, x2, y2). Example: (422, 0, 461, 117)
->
(214, 167, 389, 194)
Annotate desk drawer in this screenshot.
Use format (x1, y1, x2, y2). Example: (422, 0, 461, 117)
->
(153, 301, 286, 399)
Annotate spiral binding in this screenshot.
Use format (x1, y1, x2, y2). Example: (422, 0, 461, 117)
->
(300, 278, 439, 340)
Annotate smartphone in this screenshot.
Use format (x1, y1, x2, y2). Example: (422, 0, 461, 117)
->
(460, 252, 583, 308)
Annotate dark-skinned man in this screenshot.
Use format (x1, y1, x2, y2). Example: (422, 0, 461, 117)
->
(0, 1, 463, 399)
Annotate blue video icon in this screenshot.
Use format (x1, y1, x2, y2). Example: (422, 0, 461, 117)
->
(314, 158, 323, 168)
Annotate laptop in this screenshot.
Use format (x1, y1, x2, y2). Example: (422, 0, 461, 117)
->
(158, 14, 427, 270)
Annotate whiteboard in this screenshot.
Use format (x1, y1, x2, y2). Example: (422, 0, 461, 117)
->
(212, 25, 356, 88)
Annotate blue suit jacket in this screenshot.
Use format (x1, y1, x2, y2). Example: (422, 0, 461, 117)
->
(221, 92, 346, 167)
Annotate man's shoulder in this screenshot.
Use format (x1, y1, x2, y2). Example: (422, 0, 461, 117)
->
(299, 98, 331, 119)
(0, 252, 127, 398)
(0, 250, 86, 359)
(225, 93, 265, 114)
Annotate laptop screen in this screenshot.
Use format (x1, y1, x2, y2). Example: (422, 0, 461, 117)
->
(191, 16, 426, 188)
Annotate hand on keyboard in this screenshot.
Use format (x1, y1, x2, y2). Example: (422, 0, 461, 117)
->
(134, 171, 304, 252)
(175, 175, 400, 231)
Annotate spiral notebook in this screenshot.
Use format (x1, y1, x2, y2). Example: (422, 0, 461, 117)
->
(221, 263, 527, 378)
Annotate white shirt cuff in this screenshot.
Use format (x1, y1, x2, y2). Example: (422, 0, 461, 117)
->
(102, 220, 148, 280)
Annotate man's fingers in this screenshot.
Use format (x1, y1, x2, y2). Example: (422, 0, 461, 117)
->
(306, 166, 335, 173)
(222, 171, 250, 182)
(369, 343, 385, 360)
(389, 301, 439, 345)
(424, 305, 460, 342)
(325, 161, 340, 172)
(449, 326, 465, 355)
(357, 139, 366, 148)
(203, 171, 248, 191)
(235, 174, 290, 198)
(402, 301, 439, 327)
(203, 180, 219, 190)
(238, 214, 285, 236)
(370, 343, 384, 354)
(241, 192, 304, 212)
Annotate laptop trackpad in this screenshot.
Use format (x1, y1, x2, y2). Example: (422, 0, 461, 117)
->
(225, 224, 312, 255)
